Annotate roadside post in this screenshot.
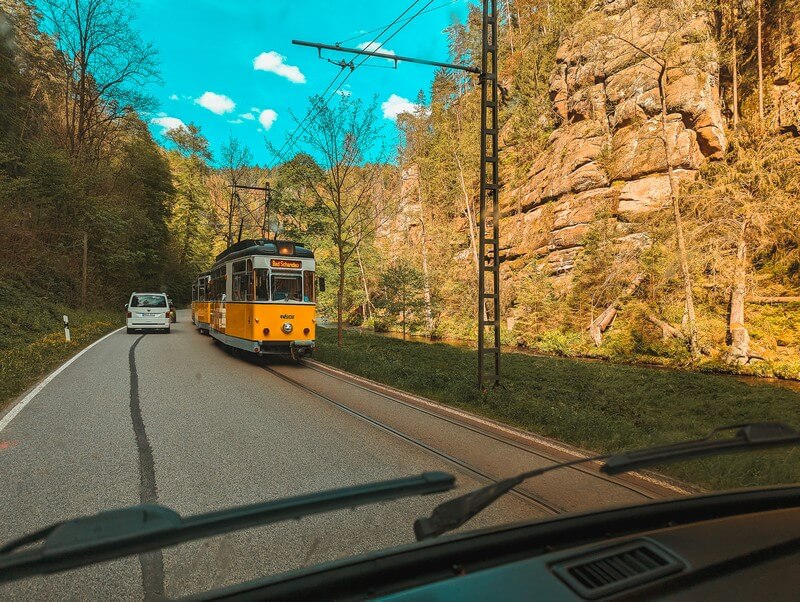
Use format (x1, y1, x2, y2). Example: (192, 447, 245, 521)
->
(63, 315, 71, 342)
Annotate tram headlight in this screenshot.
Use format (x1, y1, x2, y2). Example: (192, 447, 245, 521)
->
(282, 322, 293, 334)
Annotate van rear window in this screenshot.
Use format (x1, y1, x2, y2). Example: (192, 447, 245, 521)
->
(131, 295, 167, 308)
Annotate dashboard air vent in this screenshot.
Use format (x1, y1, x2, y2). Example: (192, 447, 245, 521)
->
(552, 540, 684, 599)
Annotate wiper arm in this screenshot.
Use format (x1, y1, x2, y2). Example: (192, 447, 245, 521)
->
(414, 422, 800, 541)
(0, 471, 454, 584)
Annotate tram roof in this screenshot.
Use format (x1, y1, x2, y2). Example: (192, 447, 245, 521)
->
(213, 239, 314, 265)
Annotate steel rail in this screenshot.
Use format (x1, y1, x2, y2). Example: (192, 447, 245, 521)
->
(260, 363, 563, 516)
(297, 360, 666, 502)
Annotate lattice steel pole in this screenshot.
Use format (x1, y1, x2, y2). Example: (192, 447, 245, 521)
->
(478, 0, 501, 388)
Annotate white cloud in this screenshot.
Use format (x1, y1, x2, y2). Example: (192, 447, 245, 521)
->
(357, 41, 395, 56)
(335, 89, 351, 97)
(258, 109, 277, 130)
(250, 106, 260, 112)
(168, 94, 179, 101)
(381, 94, 419, 120)
(228, 119, 243, 124)
(150, 116, 185, 134)
(240, 112, 256, 120)
(253, 51, 306, 84)
(195, 91, 236, 115)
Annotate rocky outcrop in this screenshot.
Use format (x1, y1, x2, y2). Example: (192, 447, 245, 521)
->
(502, 0, 726, 291)
(772, 10, 800, 134)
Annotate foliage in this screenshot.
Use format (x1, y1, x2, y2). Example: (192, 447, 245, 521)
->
(375, 263, 427, 338)
(0, 279, 122, 410)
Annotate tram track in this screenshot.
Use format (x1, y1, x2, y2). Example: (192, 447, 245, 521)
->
(260, 359, 679, 521)
(298, 360, 673, 501)
(260, 364, 563, 517)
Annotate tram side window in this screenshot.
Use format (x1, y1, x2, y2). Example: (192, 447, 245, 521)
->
(232, 260, 253, 301)
(255, 270, 270, 301)
(192, 284, 197, 302)
(272, 273, 302, 302)
(303, 271, 315, 303)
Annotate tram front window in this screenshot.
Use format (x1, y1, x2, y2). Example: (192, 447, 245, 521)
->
(272, 274, 302, 302)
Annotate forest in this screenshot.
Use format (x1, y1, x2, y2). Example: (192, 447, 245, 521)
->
(1, 0, 799, 378)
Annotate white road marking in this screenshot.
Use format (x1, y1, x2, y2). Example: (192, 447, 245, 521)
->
(0, 326, 125, 433)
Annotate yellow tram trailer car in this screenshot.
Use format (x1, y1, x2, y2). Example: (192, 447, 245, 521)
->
(191, 271, 212, 333)
(202, 239, 320, 358)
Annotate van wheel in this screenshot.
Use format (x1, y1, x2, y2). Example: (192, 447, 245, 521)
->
(127, 327, 134, 334)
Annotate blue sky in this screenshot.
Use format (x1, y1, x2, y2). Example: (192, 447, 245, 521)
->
(136, 0, 470, 166)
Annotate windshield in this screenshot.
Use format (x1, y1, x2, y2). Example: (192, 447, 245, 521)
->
(3, 0, 800, 599)
(272, 273, 303, 302)
(130, 295, 167, 308)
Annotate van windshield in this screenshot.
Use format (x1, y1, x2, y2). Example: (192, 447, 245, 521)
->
(131, 295, 167, 308)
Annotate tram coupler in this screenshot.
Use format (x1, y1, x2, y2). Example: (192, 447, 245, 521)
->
(289, 341, 314, 361)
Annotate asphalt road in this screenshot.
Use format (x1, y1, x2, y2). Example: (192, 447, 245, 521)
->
(0, 311, 537, 600)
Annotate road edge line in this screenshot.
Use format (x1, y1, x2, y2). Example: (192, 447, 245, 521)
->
(0, 326, 126, 433)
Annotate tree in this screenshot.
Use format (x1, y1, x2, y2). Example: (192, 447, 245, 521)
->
(689, 122, 800, 363)
(610, 2, 701, 358)
(218, 135, 253, 246)
(276, 95, 395, 346)
(39, 0, 159, 156)
(164, 124, 214, 295)
(377, 263, 426, 339)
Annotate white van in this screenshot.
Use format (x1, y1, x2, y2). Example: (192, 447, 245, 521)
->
(126, 292, 171, 334)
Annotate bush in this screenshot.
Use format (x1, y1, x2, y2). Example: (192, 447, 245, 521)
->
(531, 329, 583, 356)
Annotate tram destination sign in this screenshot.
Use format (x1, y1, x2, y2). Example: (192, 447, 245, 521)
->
(271, 259, 302, 269)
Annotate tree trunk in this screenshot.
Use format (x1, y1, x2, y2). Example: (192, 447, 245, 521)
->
(658, 65, 699, 359)
(416, 171, 434, 334)
(732, 4, 739, 129)
(337, 254, 345, 348)
(589, 306, 617, 346)
(504, 0, 515, 54)
(454, 151, 486, 322)
(728, 221, 750, 363)
(757, 0, 765, 123)
(355, 245, 373, 320)
(454, 152, 480, 279)
(227, 189, 235, 247)
(647, 315, 682, 339)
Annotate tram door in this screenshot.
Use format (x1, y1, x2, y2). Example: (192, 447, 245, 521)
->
(219, 263, 230, 332)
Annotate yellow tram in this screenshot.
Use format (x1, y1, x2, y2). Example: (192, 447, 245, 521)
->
(193, 239, 322, 358)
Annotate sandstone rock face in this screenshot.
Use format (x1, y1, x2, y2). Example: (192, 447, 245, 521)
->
(772, 10, 800, 134)
(504, 0, 726, 301)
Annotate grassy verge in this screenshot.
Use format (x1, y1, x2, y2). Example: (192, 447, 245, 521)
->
(0, 280, 123, 411)
(314, 328, 800, 491)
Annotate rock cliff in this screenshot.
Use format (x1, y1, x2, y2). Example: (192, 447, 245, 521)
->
(501, 0, 726, 299)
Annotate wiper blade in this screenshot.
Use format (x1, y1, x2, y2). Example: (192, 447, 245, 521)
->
(601, 422, 800, 474)
(414, 422, 800, 541)
(0, 471, 454, 584)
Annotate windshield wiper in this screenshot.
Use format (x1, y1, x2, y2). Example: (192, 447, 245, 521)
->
(414, 422, 800, 541)
(0, 471, 454, 584)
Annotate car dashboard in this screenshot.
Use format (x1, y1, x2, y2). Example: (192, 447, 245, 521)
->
(199, 486, 800, 601)
(379, 506, 800, 601)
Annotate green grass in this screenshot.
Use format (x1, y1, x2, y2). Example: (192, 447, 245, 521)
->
(0, 280, 123, 411)
(314, 328, 800, 491)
